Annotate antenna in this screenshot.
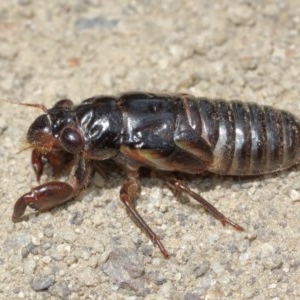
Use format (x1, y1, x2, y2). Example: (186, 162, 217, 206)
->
(2, 99, 48, 113)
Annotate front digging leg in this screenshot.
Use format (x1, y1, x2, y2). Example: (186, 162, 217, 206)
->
(12, 182, 75, 222)
(12, 154, 92, 223)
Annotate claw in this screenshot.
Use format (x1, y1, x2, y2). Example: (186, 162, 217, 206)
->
(12, 182, 74, 223)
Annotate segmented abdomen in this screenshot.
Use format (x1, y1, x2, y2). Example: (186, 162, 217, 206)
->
(198, 98, 300, 175)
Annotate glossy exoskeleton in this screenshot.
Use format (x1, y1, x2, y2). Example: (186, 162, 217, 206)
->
(12, 92, 300, 258)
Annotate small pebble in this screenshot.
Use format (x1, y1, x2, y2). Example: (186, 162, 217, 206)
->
(30, 275, 55, 291)
(239, 251, 250, 261)
(76, 267, 99, 286)
(43, 224, 54, 238)
(184, 292, 201, 300)
(49, 281, 71, 299)
(23, 259, 37, 275)
(3, 234, 32, 251)
(211, 261, 223, 274)
(289, 189, 300, 201)
(151, 187, 163, 203)
(70, 211, 84, 225)
(263, 4, 280, 17)
(227, 5, 255, 26)
(59, 229, 76, 242)
(194, 261, 210, 278)
(102, 247, 145, 291)
(75, 17, 119, 30)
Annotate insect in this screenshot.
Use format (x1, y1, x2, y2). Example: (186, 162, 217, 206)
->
(12, 92, 300, 258)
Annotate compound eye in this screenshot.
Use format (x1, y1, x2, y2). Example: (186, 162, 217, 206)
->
(59, 126, 84, 154)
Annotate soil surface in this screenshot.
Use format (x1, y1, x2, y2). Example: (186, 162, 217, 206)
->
(1, 1, 300, 299)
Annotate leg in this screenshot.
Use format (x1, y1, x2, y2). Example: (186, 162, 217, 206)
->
(31, 149, 74, 182)
(12, 182, 75, 222)
(120, 171, 169, 258)
(31, 149, 44, 182)
(13, 154, 92, 223)
(46, 150, 74, 177)
(93, 160, 119, 180)
(167, 179, 244, 231)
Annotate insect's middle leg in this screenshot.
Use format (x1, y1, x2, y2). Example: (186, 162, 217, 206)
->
(120, 172, 169, 258)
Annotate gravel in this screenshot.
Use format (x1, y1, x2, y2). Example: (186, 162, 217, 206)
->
(1, 0, 300, 299)
(102, 247, 145, 292)
(31, 275, 56, 291)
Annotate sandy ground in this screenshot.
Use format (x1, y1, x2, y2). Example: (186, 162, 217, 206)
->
(1, 1, 300, 299)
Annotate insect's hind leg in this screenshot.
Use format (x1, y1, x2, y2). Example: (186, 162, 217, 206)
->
(166, 179, 244, 231)
(120, 171, 169, 258)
